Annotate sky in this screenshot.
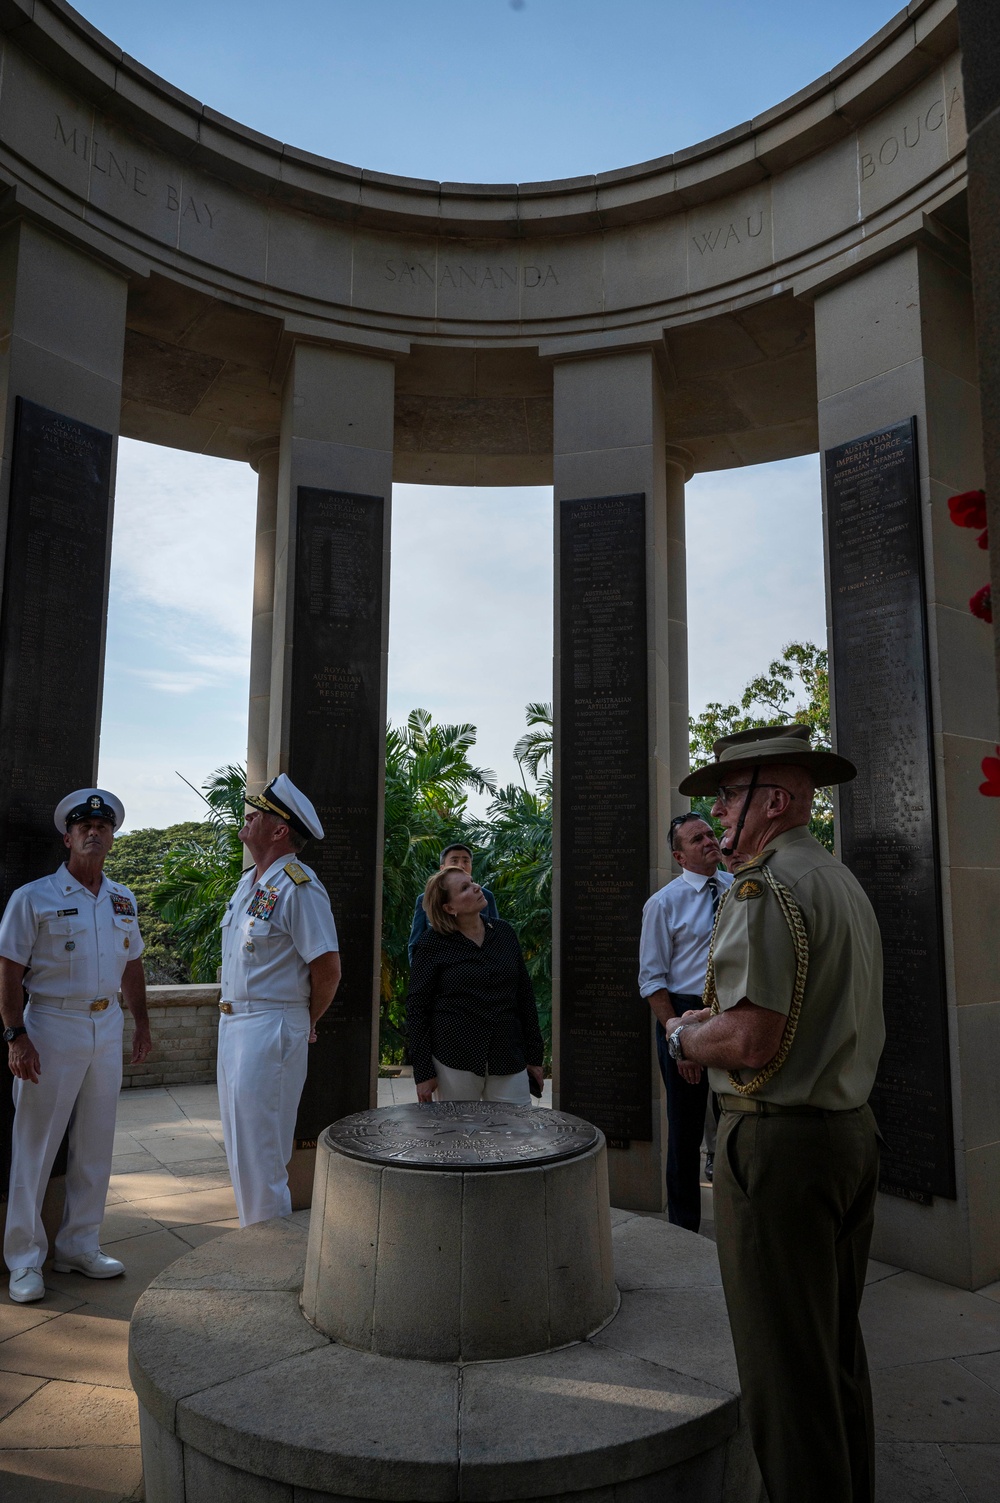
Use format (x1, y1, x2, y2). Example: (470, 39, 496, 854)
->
(80, 0, 890, 829)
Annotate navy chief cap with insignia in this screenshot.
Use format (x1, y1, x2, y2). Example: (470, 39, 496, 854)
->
(245, 773, 323, 841)
(54, 787, 125, 833)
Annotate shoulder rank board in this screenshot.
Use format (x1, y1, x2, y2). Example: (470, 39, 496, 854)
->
(735, 877, 765, 902)
(110, 893, 136, 916)
(247, 886, 279, 920)
(283, 862, 310, 886)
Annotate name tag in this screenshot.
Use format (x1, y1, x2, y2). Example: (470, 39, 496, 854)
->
(57, 908, 78, 918)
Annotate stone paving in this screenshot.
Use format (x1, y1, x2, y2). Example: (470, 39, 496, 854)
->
(0, 1081, 997, 1501)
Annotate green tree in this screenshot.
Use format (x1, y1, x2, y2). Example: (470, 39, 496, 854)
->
(104, 822, 209, 983)
(688, 642, 833, 849)
(380, 710, 496, 1060)
(152, 766, 247, 982)
(513, 701, 553, 780)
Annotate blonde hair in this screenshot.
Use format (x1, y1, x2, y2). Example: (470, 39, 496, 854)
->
(422, 867, 466, 935)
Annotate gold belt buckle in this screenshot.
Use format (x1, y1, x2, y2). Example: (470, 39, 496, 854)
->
(219, 1002, 233, 1015)
(90, 999, 110, 1013)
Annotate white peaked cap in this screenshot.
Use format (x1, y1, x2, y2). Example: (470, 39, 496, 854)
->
(53, 788, 126, 833)
(245, 773, 324, 841)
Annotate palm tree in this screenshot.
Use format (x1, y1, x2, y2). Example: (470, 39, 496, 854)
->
(153, 765, 247, 982)
(513, 701, 553, 781)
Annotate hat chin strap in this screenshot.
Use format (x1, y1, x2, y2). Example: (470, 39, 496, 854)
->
(721, 765, 760, 858)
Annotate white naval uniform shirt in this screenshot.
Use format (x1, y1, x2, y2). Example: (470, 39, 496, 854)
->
(638, 867, 734, 999)
(0, 865, 144, 1000)
(220, 858, 339, 1003)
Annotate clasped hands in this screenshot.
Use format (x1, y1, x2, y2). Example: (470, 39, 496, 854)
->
(676, 1007, 712, 1085)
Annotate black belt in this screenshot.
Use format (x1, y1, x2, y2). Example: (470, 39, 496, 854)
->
(718, 1094, 864, 1118)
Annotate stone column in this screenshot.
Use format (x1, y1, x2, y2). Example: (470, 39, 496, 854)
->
(245, 439, 279, 798)
(269, 342, 394, 1203)
(0, 219, 126, 1203)
(551, 348, 689, 1213)
(812, 242, 1000, 1288)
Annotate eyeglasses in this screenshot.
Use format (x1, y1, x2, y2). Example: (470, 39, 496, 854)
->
(714, 783, 784, 807)
(668, 812, 700, 849)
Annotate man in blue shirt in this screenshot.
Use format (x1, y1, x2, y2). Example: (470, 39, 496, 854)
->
(638, 814, 733, 1230)
(407, 844, 498, 965)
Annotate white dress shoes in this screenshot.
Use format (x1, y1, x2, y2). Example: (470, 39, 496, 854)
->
(9, 1268, 45, 1303)
(51, 1249, 125, 1279)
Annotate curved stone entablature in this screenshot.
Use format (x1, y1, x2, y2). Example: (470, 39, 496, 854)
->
(0, 0, 968, 475)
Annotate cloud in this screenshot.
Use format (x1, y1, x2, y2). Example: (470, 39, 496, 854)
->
(686, 454, 826, 714)
(111, 438, 257, 648)
(387, 484, 553, 802)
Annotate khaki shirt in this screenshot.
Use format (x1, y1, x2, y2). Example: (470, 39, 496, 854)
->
(708, 826, 884, 1109)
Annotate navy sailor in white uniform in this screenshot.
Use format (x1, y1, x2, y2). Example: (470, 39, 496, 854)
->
(219, 774, 341, 1227)
(0, 789, 152, 1304)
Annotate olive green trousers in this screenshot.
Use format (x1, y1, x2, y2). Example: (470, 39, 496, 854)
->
(713, 1102, 879, 1503)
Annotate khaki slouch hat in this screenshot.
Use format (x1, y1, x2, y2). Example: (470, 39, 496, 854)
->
(678, 723, 857, 797)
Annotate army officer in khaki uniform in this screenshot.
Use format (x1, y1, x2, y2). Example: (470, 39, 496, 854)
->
(667, 725, 884, 1503)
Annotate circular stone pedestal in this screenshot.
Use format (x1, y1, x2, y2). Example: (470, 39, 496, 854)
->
(302, 1101, 615, 1361)
(130, 1105, 763, 1503)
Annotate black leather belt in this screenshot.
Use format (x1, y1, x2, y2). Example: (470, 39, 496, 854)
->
(718, 1094, 859, 1118)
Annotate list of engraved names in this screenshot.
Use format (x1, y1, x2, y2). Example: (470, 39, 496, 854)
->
(826, 419, 954, 1201)
(558, 494, 651, 1145)
(291, 488, 384, 1137)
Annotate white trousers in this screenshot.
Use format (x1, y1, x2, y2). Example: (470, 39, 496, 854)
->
(5, 1001, 123, 1271)
(216, 1001, 309, 1228)
(432, 1056, 531, 1105)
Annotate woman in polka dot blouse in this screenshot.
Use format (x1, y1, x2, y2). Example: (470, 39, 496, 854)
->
(407, 867, 545, 1105)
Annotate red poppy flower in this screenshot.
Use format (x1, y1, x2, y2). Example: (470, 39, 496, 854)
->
(978, 529, 989, 550)
(948, 490, 987, 529)
(970, 584, 993, 623)
(981, 748, 1000, 797)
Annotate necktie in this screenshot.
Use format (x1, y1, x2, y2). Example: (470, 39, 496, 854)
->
(707, 878, 721, 918)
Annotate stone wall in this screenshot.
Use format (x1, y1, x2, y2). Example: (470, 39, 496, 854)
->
(121, 985, 221, 1091)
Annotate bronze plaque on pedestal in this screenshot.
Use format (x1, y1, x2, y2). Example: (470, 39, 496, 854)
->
(557, 493, 651, 1146)
(289, 488, 385, 1142)
(826, 417, 954, 1202)
(327, 1101, 600, 1171)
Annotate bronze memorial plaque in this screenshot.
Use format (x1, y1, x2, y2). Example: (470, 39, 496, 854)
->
(327, 1101, 600, 1170)
(558, 493, 652, 1147)
(825, 418, 954, 1203)
(290, 488, 385, 1144)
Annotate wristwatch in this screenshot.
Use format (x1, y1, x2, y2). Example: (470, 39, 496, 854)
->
(667, 1024, 687, 1062)
(3, 1025, 27, 1043)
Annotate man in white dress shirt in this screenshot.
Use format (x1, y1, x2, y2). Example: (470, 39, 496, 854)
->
(0, 788, 152, 1303)
(638, 814, 733, 1229)
(218, 774, 341, 1227)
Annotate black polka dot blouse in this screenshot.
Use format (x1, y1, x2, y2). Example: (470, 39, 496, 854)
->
(406, 919, 545, 1085)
